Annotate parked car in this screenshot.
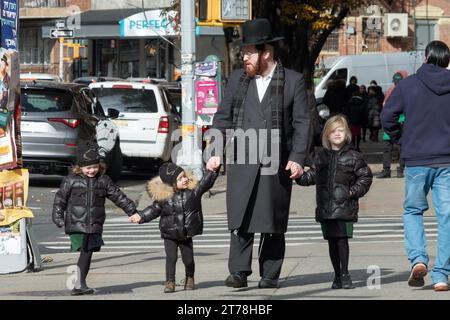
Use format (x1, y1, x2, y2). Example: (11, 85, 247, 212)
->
(73, 76, 124, 85)
(126, 77, 168, 84)
(89, 81, 181, 167)
(20, 73, 62, 82)
(20, 80, 123, 181)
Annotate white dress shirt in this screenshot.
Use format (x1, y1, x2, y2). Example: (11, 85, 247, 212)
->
(255, 63, 277, 102)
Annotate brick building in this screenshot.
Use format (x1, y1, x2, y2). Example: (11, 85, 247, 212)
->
(320, 0, 450, 62)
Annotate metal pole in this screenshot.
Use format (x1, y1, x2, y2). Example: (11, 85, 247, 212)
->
(59, 37, 64, 81)
(178, 0, 203, 179)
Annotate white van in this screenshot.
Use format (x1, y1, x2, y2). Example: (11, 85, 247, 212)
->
(89, 81, 181, 165)
(314, 51, 425, 101)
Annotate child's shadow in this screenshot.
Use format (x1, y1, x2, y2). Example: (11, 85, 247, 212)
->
(95, 281, 161, 295)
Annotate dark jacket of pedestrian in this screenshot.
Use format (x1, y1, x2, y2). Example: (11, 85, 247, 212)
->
(139, 170, 218, 240)
(323, 79, 348, 116)
(296, 144, 372, 222)
(343, 94, 365, 127)
(381, 63, 450, 166)
(52, 171, 137, 235)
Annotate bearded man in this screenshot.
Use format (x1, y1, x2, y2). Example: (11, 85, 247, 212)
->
(206, 18, 311, 289)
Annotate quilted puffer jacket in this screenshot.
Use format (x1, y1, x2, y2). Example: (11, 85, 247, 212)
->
(139, 170, 218, 240)
(297, 144, 372, 222)
(52, 173, 137, 234)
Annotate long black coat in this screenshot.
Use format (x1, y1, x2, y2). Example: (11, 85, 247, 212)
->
(139, 170, 218, 240)
(52, 173, 137, 234)
(296, 145, 372, 222)
(212, 67, 310, 233)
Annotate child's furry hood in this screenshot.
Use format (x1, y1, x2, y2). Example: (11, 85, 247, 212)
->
(146, 170, 198, 201)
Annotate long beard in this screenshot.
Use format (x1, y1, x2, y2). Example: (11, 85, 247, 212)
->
(244, 60, 260, 78)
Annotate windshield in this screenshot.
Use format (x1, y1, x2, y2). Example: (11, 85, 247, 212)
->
(313, 68, 330, 86)
(91, 87, 158, 113)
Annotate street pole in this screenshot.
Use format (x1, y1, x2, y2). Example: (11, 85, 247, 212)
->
(178, 0, 203, 179)
(59, 37, 64, 81)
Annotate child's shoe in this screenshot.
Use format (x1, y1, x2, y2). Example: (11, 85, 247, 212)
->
(164, 280, 176, 293)
(331, 276, 342, 289)
(71, 286, 95, 296)
(341, 273, 355, 289)
(184, 276, 195, 290)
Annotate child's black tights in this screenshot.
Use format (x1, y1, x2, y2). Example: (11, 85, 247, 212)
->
(77, 250, 93, 288)
(164, 238, 194, 281)
(328, 238, 349, 277)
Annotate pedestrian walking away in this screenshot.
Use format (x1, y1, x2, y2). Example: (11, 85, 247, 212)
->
(381, 40, 450, 292)
(207, 18, 311, 289)
(297, 115, 372, 289)
(52, 140, 139, 296)
(131, 162, 218, 293)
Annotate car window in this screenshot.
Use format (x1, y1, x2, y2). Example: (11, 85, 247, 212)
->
(91, 87, 158, 113)
(20, 89, 72, 112)
(166, 88, 181, 114)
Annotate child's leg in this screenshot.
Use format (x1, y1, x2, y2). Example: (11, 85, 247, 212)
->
(164, 238, 178, 281)
(327, 239, 341, 277)
(337, 238, 350, 274)
(77, 249, 93, 288)
(179, 238, 195, 277)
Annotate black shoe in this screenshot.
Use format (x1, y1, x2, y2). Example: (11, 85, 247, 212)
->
(376, 169, 391, 179)
(225, 272, 248, 288)
(341, 274, 355, 289)
(258, 278, 278, 289)
(331, 276, 342, 289)
(71, 286, 95, 296)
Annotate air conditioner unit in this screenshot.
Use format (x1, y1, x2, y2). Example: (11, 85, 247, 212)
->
(384, 13, 408, 37)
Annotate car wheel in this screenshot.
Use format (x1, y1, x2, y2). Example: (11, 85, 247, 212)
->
(106, 139, 123, 182)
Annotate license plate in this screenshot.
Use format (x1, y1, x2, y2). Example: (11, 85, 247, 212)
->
(112, 120, 128, 127)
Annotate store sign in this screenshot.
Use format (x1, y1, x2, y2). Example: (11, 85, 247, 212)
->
(196, 80, 219, 115)
(120, 10, 178, 37)
(1, 0, 18, 50)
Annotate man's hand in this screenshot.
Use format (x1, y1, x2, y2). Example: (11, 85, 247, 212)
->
(286, 161, 303, 179)
(206, 156, 221, 172)
(129, 213, 141, 224)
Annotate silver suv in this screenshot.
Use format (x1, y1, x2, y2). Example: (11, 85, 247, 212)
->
(20, 80, 122, 181)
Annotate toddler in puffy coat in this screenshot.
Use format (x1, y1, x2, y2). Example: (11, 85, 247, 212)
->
(131, 162, 218, 293)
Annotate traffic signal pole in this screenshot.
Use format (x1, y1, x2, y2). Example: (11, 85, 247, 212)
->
(178, 0, 203, 178)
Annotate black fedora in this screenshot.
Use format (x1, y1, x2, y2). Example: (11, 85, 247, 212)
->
(235, 18, 283, 46)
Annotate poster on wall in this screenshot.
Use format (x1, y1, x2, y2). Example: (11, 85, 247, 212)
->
(0, 169, 33, 256)
(0, 0, 20, 170)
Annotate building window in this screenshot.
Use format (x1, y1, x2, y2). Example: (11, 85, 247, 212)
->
(362, 17, 382, 52)
(19, 28, 53, 65)
(322, 31, 339, 52)
(20, 0, 66, 7)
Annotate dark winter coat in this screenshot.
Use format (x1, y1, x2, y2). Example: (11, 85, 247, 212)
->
(52, 173, 137, 234)
(343, 95, 365, 127)
(212, 67, 310, 233)
(296, 145, 372, 222)
(367, 96, 382, 129)
(139, 170, 218, 241)
(381, 63, 450, 166)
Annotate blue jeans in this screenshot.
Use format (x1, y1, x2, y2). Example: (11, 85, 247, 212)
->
(403, 166, 450, 284)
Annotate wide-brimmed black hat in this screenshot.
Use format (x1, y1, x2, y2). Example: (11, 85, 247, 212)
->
(235, 18, 283, 46)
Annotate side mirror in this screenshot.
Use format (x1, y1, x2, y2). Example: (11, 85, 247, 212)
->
(107, 108, 120, 119)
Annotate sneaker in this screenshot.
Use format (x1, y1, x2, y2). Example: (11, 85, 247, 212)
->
(376, 169, 391, 179)
(164, 280, 176, 293)
(331, 276, 342, 289)
(184, 276, 195, 290)
(341, 273, 355, 289)
(225, 272, 248, 288)
(71, 286, 95, 296)
(407, 263, 428, 287)
(433, 282, 450, 292)
(258, 278, 278, 289)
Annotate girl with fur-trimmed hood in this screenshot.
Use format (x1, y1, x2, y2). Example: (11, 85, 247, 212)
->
(132, 162, 218, 293)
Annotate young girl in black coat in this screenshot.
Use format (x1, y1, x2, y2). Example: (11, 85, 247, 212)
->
(52, 141, 140, 295)
(297, 115, 372, 289)
(131, 162, 218, 293)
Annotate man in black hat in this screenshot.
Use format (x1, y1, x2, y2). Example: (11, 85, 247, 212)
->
(207, 18, 311, 289)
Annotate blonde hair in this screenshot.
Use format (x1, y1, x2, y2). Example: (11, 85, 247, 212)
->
(321, 115, 352, 150)
(72, 162, 106, 175)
